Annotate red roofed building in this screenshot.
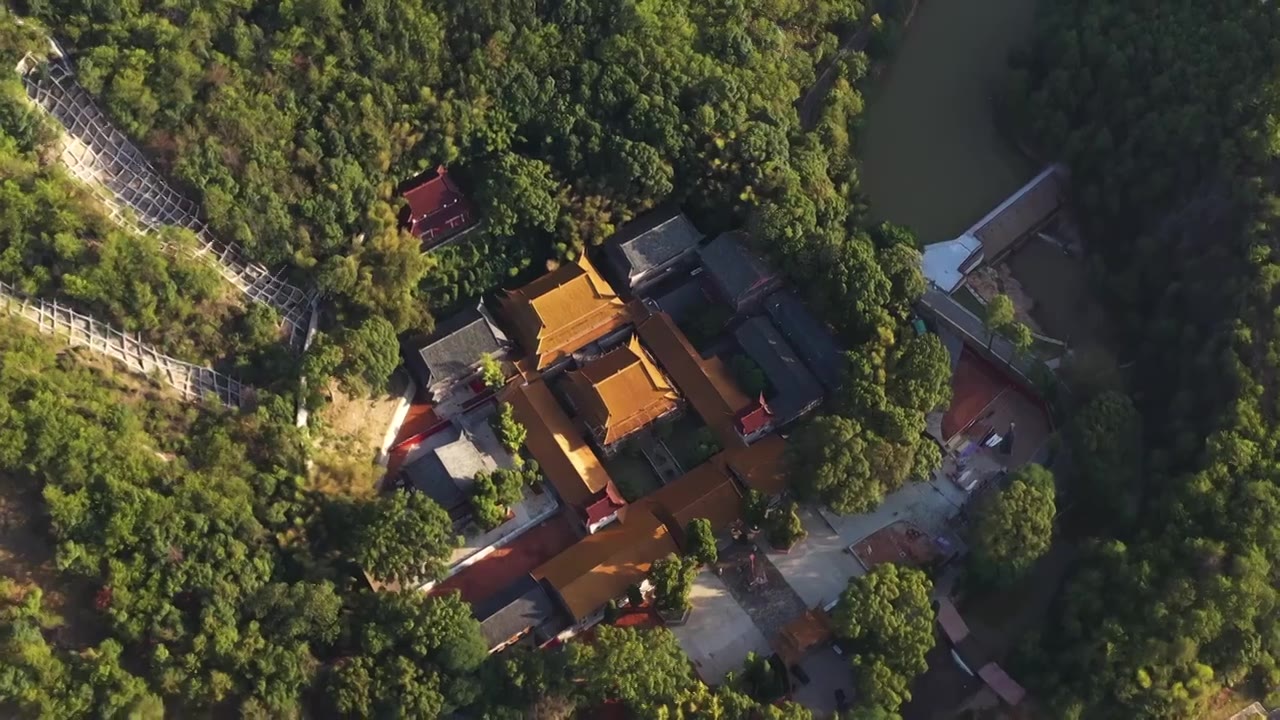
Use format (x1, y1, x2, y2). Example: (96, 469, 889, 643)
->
(734, 396, 773, 442)
(402, 166, 476, 247)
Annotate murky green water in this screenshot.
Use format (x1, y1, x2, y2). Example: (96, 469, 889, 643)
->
(858, 0, 1040, 244)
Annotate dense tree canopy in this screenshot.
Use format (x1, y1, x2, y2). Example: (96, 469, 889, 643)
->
(568, 625, 694, 714)
(832, 564, 935, 714)
(1068, 390, 1141, 527)
(968, 464, 1056, 588)
(0, 93, 280, 368)
(350, 489, 458, 587)
(27, 0, 880, 326)
(1008, 0, 1280, 717)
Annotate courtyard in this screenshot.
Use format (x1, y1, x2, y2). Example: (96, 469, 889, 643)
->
(670, 568, 772, 684)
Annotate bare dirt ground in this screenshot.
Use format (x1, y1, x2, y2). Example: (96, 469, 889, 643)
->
(311, 370, 411, 497)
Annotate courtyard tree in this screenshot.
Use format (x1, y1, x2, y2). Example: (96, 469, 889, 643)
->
(650, 554, 696, 615)
(568, 626, 693, 713)
(351, 491, 458, 586)
(768, 501, 807, 551)
(685, 518, 718, 566)
(479, 353, 505, 389)
(832, 564, 935, 714)
(969, 464, 1056, 587)
(495, 402, 526, 455)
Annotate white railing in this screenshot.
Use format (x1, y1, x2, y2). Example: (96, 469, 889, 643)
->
(18, 54, 316, 346)
(0, 281, 243, 407)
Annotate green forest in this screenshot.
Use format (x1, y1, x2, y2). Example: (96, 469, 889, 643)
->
(1004, 0, 1280, 717)
(0, 0, 944, 717)
(16, 0, 878, 329)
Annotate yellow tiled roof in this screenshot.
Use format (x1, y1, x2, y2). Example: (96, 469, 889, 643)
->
(501, 256, 628, 368)
(566, 336, 679, 445)
(636, 312, 750, 449)
(504, 379, 613, 508)
(533, 506, 678, 621)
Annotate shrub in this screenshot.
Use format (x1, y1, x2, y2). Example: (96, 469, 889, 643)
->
(650, 555, 695, 614)
(767, 502, 806, 550)
(495, 402, 527, 455)
(685, 518, 718, 566)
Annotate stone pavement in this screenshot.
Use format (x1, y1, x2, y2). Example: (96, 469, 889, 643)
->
(670, 569, 772, 684)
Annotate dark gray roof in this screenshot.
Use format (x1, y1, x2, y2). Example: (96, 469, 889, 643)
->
(698, 231, 778, 305)
(474, 576, 558, 650)
(415, 302, 507, 387)
(763, 291, 844, 391)
(653, 276, 713, 324)
(400, 428, 489, 514)
(734, 316, 823, 423)
(605, 207, 702, 283)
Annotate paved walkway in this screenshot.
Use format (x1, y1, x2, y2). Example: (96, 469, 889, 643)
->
(715, 541, 809, 640)
(670, 569, 772, 684)
(765, 507, 865, 609)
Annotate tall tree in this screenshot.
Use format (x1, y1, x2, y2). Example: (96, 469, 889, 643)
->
(968, 464, 1056, 587)
(567, 626, 693, 714)
(1069, 391, 1141, 526)
(351, 491, 458, 586)
(832, 564, 935, 714)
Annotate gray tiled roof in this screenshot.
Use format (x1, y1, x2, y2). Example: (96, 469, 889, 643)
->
(474, 576, 558, 650)
(734, 316, 823, 424)
(764, 291, 845, 391)
(401, 428, 488, 514)
(416, 302, 508, 387)
(698, 231, 778, 306)
(605, 208, 702, 284)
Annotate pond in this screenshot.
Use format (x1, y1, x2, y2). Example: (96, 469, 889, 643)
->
(857, 0, 1041, 244)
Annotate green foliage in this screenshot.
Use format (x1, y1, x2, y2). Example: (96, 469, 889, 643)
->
(495, 401, 526, 455)
(788, 415, 913, 514)
(0, 588, 163, 718)
(650, 554, 696, 614)
(568, 626, 693, 713)
(800, 330, 953, 508)
(332, 316, 400, 396)
(1068, 391, 1141, 527)
(731, 354, 769, 398)
(985, 294, 1014, 334)
(0, 321, 339, 714)
(1007, 1, 1280, 715)
(470, 465, 536, 531)
(684, 518, 718, 566)
(832, 564, 934, 714)
(324, 591, 487, 717)
(730, 652, 789, 704)
(479, 352, 505, 390)
(352, 490, 458, 587)
(968, 464, 1056, 588)
(0, 141, 277, 366)
(742, 489, 771, 529)
(316, 224, 434, 333)
(767, 501, 807, 550)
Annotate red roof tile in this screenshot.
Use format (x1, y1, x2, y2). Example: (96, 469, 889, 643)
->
(940, 348, 1008, 441)
(403, 166, 475, 242)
